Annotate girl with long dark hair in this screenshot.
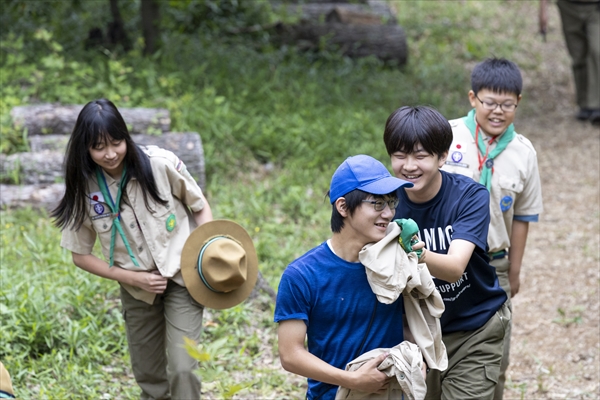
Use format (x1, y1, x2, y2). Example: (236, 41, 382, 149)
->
(52, 98, 212, 399)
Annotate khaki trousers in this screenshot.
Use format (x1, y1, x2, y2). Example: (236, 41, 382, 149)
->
(490, 257, 512, 400)
(120, 280, 204, 400)
(557, 0, 600, 109)
(425, 302, 511, 400)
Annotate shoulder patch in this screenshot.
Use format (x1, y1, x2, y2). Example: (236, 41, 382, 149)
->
(175, 158, 185, 173)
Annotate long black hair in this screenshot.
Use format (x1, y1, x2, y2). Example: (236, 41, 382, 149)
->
(52, 98, 166, 230)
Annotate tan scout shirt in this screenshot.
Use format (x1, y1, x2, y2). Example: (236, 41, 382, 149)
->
(61, 145, 205, 304)
(442, 117, 543, 253)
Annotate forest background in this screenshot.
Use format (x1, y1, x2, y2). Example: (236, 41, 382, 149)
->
(1, 0, 598, 399)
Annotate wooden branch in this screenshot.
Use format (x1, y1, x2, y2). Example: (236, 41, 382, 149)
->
(10, 104, 171, 136)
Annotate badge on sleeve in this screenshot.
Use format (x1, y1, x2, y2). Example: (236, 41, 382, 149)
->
(166, 214, 176, 232)
(89, 191, 105, 204)
(500, 196, 513, 212)
(451, 151, 463, 163)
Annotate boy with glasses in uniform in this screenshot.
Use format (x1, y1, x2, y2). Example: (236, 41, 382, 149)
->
(442, 57, 544, 400)
(383, 105, 511, 400)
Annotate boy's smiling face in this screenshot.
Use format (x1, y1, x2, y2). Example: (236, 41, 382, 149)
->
(469, 89, 521, 137)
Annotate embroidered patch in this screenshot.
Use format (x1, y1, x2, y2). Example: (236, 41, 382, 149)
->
(91, 213, 112, 220)
(93, 203, 105, 215)
(451, 151, 463, 163)
(454, 142, 465, 150)
(89, 191, 105, 204)
(444, 161, 469, 168)
(485, 158, 494, 168)
(166, 213, 176, 232)
(500, 196, 513, 212)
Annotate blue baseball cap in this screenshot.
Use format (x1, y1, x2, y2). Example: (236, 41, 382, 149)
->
(329, 155, 413, 204)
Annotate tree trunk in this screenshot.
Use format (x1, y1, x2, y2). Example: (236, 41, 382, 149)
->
(277, 22, 407, 64)
(10, 104, 171, 136)
(274, 2, 397, 25)
(140, 0, 160, 56)
(108, 0, 131, 51)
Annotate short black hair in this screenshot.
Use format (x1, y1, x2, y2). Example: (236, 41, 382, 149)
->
(383, 106, 452, 157)
(471, 57, 523, 97)
(330, 189, 398, 233)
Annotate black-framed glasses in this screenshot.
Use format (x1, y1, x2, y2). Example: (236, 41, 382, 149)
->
(361, 198, 399, 211)
(475, 95, 518, 112)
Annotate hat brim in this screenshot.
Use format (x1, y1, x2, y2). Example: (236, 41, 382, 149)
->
(181, 220, 258, 310)
(359, 176, 413, 195)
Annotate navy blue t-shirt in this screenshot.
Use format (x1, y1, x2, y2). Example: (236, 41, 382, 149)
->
(395, 170, 507, 333)
(274, 242, 405, 400)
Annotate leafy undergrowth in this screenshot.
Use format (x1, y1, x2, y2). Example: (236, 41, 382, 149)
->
(2, 1, 598, 399)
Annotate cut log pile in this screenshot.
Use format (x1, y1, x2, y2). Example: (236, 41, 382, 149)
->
(273, 0, 407, 64)
(1, 104, 206, 210)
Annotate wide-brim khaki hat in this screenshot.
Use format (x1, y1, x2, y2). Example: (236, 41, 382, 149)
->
(181, 220, 258, 310)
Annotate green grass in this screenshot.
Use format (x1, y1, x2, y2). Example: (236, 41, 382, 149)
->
(1, 0, 542, 397)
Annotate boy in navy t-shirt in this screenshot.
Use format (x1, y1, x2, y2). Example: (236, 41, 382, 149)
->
(274, 155, 413, 400)
(383, 106, 510, 400)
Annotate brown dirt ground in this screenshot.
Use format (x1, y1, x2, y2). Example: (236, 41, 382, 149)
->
(496, 4, 600, 400)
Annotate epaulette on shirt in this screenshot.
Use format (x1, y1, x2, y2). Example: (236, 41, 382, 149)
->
(449, 119, 461, 128)
(515, 133, 538, 155)
(143, 145, 190, 175)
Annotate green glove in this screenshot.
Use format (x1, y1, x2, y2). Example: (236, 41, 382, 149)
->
(395, 218, 423, 258)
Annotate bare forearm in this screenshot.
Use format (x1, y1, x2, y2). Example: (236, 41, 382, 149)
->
(193, 194, 213, 226)
(421, 250, 466, 283)
(278, 321, 388, 393)
(508, 220, 529, 297)
(419, 239, 475, 283)
(72, 253, 136, 286)
(280, 345, 350, 388)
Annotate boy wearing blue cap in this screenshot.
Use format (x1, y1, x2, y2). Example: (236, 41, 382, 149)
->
(383, 106, 510, 400)
(275, 155, 413, 400)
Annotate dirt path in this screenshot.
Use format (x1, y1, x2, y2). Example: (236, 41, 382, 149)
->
(500, 5, 600, 399)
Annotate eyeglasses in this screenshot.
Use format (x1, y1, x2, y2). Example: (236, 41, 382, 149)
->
(361, 198, 399, 211)
(475, 95, 518, 113)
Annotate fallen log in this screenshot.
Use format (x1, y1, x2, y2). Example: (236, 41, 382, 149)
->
(10, 104, 171, 136)
(1, 133, 205, 187)
(277, 22, 407, 64)
(275, 1, 397, 25)
(0, 183, 66, 210)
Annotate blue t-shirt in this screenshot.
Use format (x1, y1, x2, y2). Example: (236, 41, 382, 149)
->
(274, 242, 405, 400)
(395, 171, 507, 333)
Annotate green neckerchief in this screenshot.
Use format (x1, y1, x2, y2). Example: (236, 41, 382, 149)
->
(96, 165, 140, 268)
(462, 108, 515, 191)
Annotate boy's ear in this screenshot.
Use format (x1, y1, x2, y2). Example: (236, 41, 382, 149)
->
(438, 151, 449, 168)
(468, 90, 477, 108)
(335, 197, 349, 217)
